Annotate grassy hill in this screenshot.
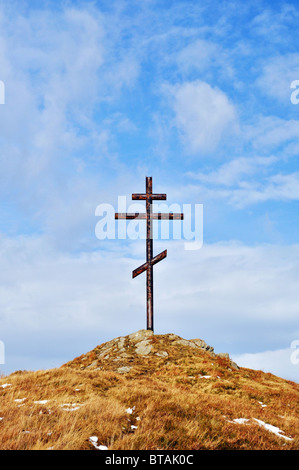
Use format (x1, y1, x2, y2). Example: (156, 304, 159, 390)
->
(0, 330, 298, 450)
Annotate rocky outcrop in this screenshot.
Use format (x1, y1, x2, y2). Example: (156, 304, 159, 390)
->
(68, 329, 239, 373)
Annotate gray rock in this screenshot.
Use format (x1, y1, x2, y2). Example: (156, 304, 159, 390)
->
(117, 337, 126, 350)
(167, 333, 181, 341)
(117, 366, 132, 374)
(217, 353, 230, 360)
(129, 330, 154, 342)
(85, 360, 98, 369)
(174, 339, 197, 348)
(230, 361, 240, 370)
(119, 352, 130, 358)
(190, 339, 214, 353)
(155, 351, 168, 357)
(135, 340, 152, 356)
(216, 353, 239, 370)
(97, 343, 114, 358)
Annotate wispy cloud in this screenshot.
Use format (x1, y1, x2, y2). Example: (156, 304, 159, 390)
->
(256, 53, 299, 102)
(245, 115, 299, 154)
(164, 80, 238, 154)
(187, 156, 277, 187)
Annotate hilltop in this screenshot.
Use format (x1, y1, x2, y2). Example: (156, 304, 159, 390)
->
(0, 330, 298, 450)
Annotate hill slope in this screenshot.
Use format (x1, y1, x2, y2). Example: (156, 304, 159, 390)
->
(0, 330, 298, 450)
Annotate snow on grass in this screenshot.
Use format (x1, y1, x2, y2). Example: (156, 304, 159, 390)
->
(231, 418, 293, 441)
(233, 418, 249, 425)
(59, 403, 83, 411)
(0, 384, 12, 388)
(126, 407, 135, 414)
(253, 419, 293, 441)
(258, 401, 267, 408)
(89, 436, 108, 450)
(34, 400, 49, 405)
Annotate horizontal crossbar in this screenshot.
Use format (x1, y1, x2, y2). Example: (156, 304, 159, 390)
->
(132, 193, 167, 200)
(152, 213, 184, 220)
(115, 213, 146, 219)
(115, 213, 184, 220)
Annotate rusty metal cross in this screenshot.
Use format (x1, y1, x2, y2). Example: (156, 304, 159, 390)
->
(115, 176, 184, 332)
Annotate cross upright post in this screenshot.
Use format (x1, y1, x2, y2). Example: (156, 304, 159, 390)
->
(146, 176, 154, 331)
(115, 176, 184, 332)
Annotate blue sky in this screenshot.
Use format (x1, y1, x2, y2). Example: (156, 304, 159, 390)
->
(0, 0, 298, 382)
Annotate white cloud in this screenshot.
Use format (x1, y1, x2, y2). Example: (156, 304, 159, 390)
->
(0, 235, 298, 381)
(187, 156, 277, 187)
(232, 347, 299, 383)
(256, 53, 299, 102)
(0, 4, 143, 245)
(0, 6, 105, 188)
(245, 115, 299, 152)
(177, 39, 234, 77)
(167, 80, 238, 154)
(186, 154, 299, 208)
(224, 170, 299, 207)
(251, 4, 299, 45)
(177, 39, 219, 72)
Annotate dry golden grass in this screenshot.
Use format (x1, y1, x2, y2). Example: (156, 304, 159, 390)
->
(0, 331, 298, 450)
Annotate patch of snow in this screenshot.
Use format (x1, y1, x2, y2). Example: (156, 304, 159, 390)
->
(1, 384, 12, 388)
(199, 375, 211, 379)
(231, 417, 293, 441)
(34, 400, 49, 405)
(258, 401, 267, 408)
(253, 418, 293, 441)
(126, 407, 135, 414)
(233, 418, 249, 425)
(15, 398, 26, 403)
(59, 403, 82, 411)
(89, 436, 108, 450)
(131, 425, 138, 430)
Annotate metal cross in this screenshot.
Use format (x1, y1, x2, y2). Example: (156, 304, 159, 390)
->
(115, 176, 184, 332)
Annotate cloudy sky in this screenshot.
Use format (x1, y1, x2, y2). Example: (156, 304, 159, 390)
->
(0, 0, 298, 382)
